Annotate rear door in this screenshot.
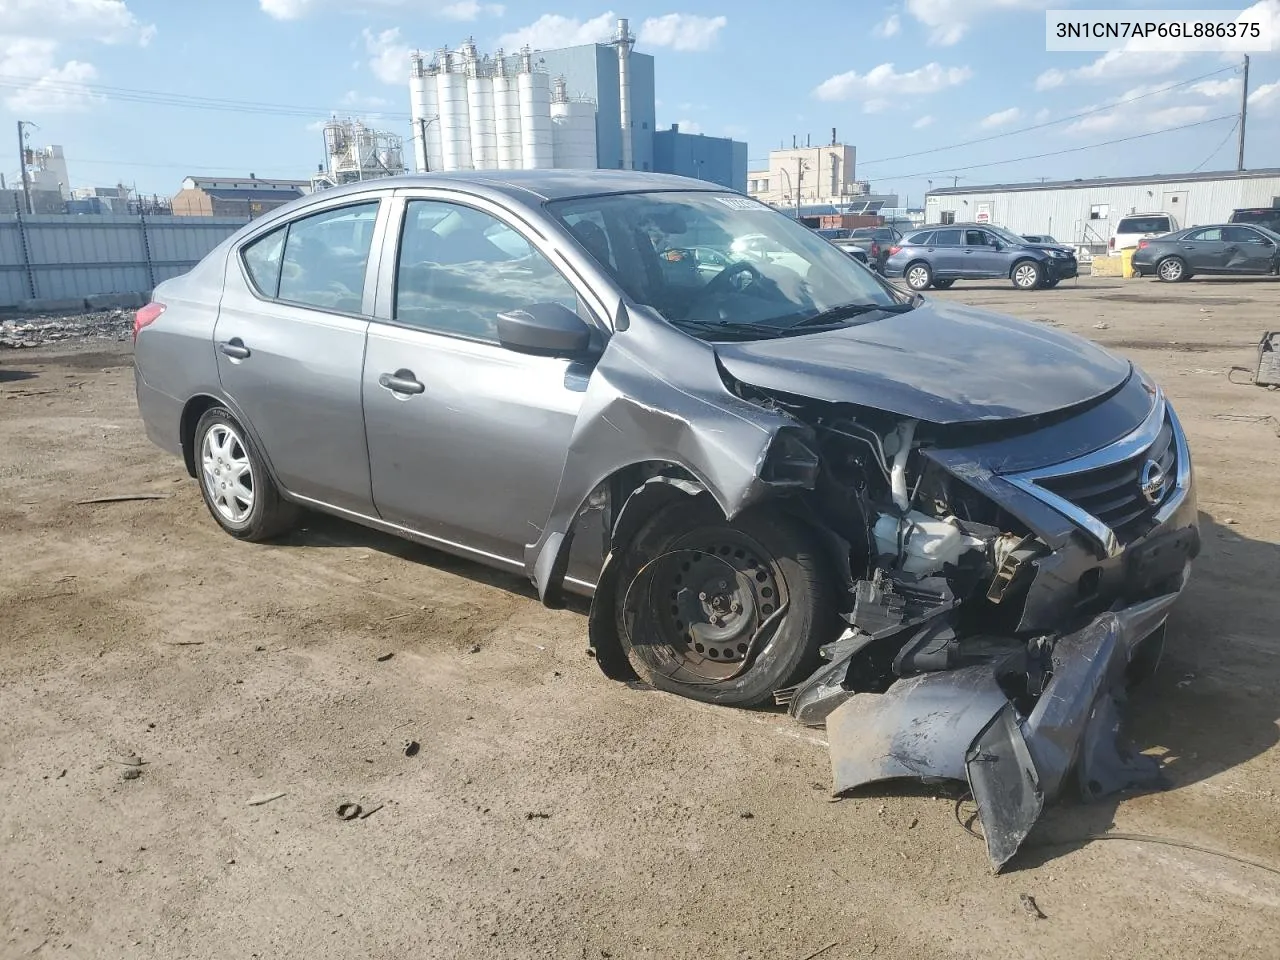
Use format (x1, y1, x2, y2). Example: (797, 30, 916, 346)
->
(1178, 226, 1229, 273)
(1223, 225, 1277, 273)
(213, 195, 387, 514)
(929, 228, 964, 276)
(361, 193, 602, 572)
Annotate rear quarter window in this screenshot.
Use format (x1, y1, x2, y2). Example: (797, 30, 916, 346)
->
(905, 231, 934, 245)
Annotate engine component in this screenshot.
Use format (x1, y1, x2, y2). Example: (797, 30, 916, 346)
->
(873, 510, 987, 575)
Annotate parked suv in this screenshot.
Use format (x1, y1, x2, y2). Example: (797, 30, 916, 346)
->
(1229, 207, 1280, 234)
(1109, 213, 1178, 252)
(883, 224, 1079, 291)
(843, 226, 903, 272)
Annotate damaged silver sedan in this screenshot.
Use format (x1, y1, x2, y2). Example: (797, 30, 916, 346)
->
(133, 171, 1198, 870)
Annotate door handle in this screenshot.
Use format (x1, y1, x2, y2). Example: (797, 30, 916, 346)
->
(378, 370, 425, 396)
(219, 339, 250, 360)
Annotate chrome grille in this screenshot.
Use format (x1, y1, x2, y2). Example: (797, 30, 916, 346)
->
(1036, 417, 1176, 545)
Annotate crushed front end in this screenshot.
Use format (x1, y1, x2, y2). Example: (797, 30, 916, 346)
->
(768, 369, 1199, 870)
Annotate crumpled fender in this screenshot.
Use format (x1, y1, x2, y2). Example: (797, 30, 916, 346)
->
(525, 305, 807, 607)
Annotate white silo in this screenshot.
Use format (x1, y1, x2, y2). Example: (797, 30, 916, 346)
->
(517, 52, 553, 169)
(409, 52, 430, 172)
(551, 79, 597, 170)
(436, 51, 473, 171)
(467, 62, 497, 170)
(492, 52, 522, 170)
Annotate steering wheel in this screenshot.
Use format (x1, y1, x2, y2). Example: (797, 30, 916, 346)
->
(700, 260, 762, 297)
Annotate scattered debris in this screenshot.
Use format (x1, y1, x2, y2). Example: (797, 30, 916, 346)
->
(0, 309, 134, 349)
(1019, 894, 1047, 920)
(121, 767, 141, 781)
(76, 493, 172, 505)
(254, 645, 266, 652)
(57, 769, 67, 779)
(1177, 674, 1196, 689)
(402, 740, 420, 758)
(383, 613, 410, 622)
(797, 942, 839, 960)
(739, 811, 754, 819)
(467, 644, 482, 654)
(1093, 321, 1109, 329)
(524, 811, 551, 820)
(376, 652, 395, 662)
(336, 803, 362, 821)
(359, 803, 384, 819)
(1225, 518, 1238, 525)
(165, 641, 204, 647)
(247, 792, 287, 807)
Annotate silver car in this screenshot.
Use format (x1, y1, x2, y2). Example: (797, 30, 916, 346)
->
(135, 171, 1198, 867)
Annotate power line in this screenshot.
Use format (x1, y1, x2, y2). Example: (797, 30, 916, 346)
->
(858, 64, 1238, 167)
(877, 114, 1237, 183)
(0, 73, 411, 121)
(1192, 117, 1240, 172)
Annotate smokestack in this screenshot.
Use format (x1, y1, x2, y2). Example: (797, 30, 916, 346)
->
(831, 127, 837, 145)
(615, 18, 635, 170)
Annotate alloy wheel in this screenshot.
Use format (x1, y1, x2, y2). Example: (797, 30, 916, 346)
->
(1014, 263, 1040, 288)
(1158, 258, 1184, 281)
(906, 265, 930, 290)
(200, 423, 255, 524)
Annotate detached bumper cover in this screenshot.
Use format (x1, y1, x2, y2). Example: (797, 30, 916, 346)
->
(827, 588, 1181, 871)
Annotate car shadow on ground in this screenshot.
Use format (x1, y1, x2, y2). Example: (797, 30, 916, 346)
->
(0, 367, 37, 383)
(1008, 513, 1280, 871)
(277, 509, 592, 613)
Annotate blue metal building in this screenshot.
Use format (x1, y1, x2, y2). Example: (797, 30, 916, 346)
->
(535, 44, 657, 172)
(653, 124, 748, 193)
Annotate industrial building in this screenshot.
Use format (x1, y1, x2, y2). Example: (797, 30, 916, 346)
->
(406, 18, 744, 187)
(312, 118, 407, 191)
(747, 135, 897, 216)
(653, 124, 747, 193)
(925, 169, 1280, 250)
(171, 175, 310, 218)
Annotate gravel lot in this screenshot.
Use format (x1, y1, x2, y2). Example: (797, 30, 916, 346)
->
(2, 275, 1279, 959)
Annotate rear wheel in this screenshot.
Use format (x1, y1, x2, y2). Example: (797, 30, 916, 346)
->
(1012, 260, 1043, 290)
(904, 261, 933, 291)
(1156, 256, 1187, 282)
(612, 499, 839, 708)
(194, 407, 298, 541)
(931, 278, 955, 289)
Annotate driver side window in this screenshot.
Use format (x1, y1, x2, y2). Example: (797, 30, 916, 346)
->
(393, 199, 579, 342)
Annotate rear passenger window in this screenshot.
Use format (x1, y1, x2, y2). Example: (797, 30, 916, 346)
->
(276, 202, 380, 313)
(394, 199, 579, 342)
(242, 228, 286, 297)
(1186, 227, 1222, 242)
(907, 232, 934, 245)
(933, 230, 962, 246)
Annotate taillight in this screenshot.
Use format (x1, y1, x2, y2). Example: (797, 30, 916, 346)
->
(1138, 240, 1149, 250)
(1108, 236, 1115, 250)
(871, 243, 880, 256)
(134, 302, 165, 341)
(888, 245, 902, 256)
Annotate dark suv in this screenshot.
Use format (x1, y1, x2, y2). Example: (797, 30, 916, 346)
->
(1229, 207, 1280, 234)
(883, 223, 1078, 291)
(844, 226, 903, 272)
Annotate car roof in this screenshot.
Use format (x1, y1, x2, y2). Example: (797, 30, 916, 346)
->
(303, 170, 720, 205)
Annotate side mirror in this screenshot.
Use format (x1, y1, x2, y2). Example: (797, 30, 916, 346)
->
(497, 302, 593, 358)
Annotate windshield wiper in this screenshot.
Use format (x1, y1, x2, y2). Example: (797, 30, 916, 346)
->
(786, 301, 914, 330)
(666, 317, 787, 340)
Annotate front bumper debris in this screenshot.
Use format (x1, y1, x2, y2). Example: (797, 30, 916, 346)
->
(826, 589, 1181, 871)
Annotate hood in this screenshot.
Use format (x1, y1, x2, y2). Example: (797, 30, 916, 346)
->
(714, 298, 1131, 425)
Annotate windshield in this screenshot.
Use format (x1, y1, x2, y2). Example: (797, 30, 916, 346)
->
(548, 191, 905, 339)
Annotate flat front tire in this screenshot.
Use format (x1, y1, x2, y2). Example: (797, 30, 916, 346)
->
(612, 499, 839, 708)
(194, 407, 297, 541)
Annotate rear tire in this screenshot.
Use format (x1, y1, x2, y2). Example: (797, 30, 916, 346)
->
(931, 278, 955, 289)
(1156, 256, 1187, 282)
(1012, 259, 1043, 290)
(904, 261, 933, 291)
(612, 499, 839, 708)
(194, 407, 298, 542)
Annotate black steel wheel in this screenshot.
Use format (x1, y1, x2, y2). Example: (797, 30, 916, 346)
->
(612, 499, 839, 707)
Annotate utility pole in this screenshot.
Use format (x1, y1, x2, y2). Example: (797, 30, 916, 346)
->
(1237, 54, 1250, 172)
(418, 118, 429, 172)
(16, 120, 34, 216)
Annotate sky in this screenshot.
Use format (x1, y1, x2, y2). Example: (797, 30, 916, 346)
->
(0, 0, 1277, 204)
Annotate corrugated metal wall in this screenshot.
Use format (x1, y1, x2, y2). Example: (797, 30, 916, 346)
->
(925, 176, 1280, 249)
(0, 215, 246, 307)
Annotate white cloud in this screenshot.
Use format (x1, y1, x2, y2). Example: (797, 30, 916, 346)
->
(0, 1, 152, 114)
(1033, 107, 1050, 122)
(498, 12, 616, 50)
(640, 13, 726, 51)
(262, 0, 501, 19)
(363, 26, 410, 85)
(980, 106, 1022, 128)
(813, 61, 972, 102)
(1191, 78, 1241, 98)
(673, 119, 702, 134)
(340, 89, 389, 108)
(1248, 80, 1280, 112)
(874, 12, 901, 38)
(904, 0, 1051, 46)
(1035, 49, 1190, 91)
(913, 114, 934, 128)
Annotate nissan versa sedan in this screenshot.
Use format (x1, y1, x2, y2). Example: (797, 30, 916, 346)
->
(883, 224, 1079, 290)
(1131, 223, 1280, 281)
(134, 171, 1197, 868)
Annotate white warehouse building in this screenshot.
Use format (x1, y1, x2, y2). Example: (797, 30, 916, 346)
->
(925, 168, 1280, 252)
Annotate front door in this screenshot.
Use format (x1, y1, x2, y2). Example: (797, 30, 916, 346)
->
(1222, 225, 1277, 273)
(1178, 226, 1230, 273)
(362, 196, 596, 569)
(212, 197, 385, 514)
(961, 228, 1005, 278)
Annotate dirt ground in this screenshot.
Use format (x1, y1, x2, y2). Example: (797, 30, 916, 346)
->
(2, 274, 1278, 959)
